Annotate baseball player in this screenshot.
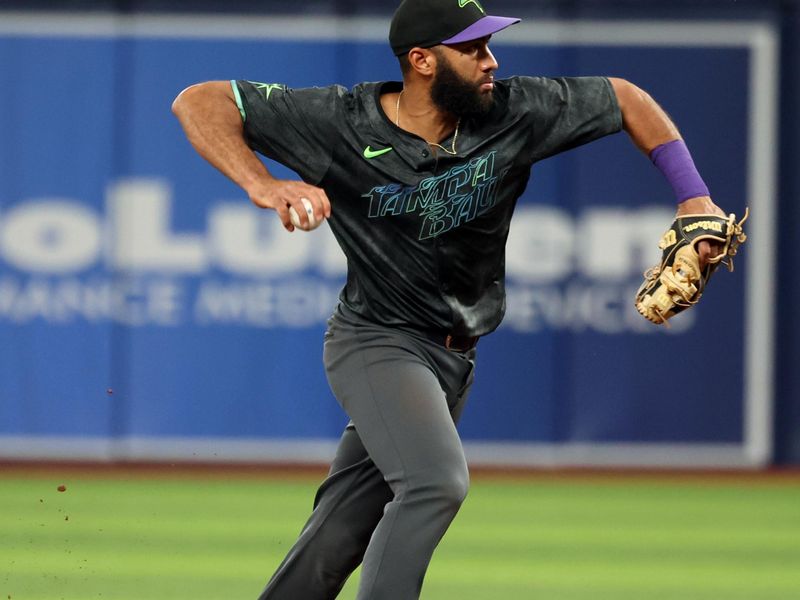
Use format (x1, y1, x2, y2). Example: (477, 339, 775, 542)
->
(172, 0, 729, 598)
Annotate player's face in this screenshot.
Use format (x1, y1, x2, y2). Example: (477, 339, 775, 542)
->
(430, 36, 498, 118)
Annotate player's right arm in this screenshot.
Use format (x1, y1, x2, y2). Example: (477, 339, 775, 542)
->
(171, 81, 330, 231)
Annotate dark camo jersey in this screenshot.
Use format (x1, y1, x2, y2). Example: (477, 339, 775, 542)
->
(232, 77, 622, 338)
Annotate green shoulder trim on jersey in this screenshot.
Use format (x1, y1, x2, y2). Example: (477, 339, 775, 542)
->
(230, 80, 246, 122)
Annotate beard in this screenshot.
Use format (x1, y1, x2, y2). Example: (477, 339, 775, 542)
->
(430, 53, 494, 118)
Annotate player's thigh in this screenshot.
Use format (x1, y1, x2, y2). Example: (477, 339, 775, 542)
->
(324, 330, 466, 486)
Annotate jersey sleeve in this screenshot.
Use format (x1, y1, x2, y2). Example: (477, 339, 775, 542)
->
(232, 80, 342, 185)
(513, 76, 623, 163)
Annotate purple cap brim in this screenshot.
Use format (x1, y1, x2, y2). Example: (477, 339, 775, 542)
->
(441, 15, 520, 45)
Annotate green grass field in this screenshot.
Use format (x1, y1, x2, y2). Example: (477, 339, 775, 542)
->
(2, 468, 799, 599)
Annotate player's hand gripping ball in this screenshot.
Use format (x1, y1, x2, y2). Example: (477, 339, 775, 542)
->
(634, 208, 749, 324)
(289, 198, 322, 231)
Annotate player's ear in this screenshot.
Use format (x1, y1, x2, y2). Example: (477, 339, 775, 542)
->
(407, 47, 436, 77)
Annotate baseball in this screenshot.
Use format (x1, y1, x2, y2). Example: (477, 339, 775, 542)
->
(288, 198, 321, 231)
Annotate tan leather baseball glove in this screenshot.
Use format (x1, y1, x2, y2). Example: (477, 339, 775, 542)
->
(635, 209, 749, 324)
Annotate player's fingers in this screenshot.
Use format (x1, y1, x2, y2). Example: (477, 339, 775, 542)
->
(250, 179, 319, 231)
(287, 195, 313, 228)
(696, 240, 711, 268)
(301, 186, 329, 222)
(696, 240, 723, 269)
(273, 201, 295, 232)
(304, 186, 331, 222)
(317, 188, 332, 219)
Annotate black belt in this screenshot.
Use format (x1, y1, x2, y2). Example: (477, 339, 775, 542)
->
(424, 331, 479, 352)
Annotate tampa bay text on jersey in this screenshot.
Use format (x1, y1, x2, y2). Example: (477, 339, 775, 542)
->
(362, 151, 504, 240)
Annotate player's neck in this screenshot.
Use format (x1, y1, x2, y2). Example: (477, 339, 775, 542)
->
(383, 87, 458, 146)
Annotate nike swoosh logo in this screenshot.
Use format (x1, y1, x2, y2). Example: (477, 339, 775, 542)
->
(363, 146, 394, 159)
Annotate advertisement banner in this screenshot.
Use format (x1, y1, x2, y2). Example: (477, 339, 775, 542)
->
(0, 15, 777, 466)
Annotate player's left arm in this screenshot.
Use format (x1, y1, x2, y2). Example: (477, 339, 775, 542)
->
(609, 77, 725, 265)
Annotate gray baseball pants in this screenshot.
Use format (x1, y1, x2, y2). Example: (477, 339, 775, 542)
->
(257, 305, 477, 600)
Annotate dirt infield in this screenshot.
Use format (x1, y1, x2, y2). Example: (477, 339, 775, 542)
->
(2, 459, 799, 485)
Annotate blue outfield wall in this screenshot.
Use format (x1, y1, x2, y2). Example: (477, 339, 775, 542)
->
(0, 3, 796, 466)
(775, 2, 800, 466)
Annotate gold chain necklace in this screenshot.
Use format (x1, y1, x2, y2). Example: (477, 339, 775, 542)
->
(395, 90, 460, 155)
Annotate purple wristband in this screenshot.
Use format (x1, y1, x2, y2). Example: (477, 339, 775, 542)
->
(649, 139, 709, 203)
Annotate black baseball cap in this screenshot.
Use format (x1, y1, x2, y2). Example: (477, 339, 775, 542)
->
(389, 0, 520, 56)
